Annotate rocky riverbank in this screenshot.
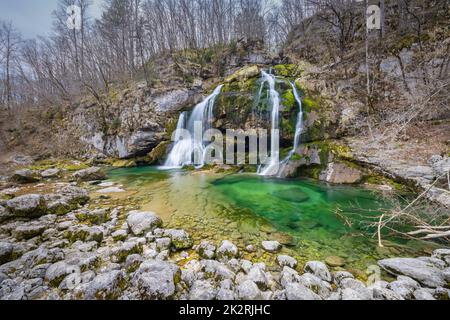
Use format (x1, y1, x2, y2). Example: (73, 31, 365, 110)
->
(0, 166, 449, 300)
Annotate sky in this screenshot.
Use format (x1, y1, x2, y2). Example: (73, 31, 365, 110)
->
(0, 0, 103, 39)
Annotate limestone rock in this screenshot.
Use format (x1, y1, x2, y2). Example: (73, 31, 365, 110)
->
(126, 211, 162, 236)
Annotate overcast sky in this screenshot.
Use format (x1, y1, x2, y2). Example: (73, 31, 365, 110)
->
(0, 0, 103, 39)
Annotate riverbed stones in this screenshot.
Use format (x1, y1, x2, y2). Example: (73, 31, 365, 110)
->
(72, 167, 106, 181)
(237, 280, 261, 300)
(0, 242, 13, 265)
(84, 270, 125, 300)
(6, 194, 47, 218)
(126, 211, 162, 236)
(189, 280, 217, 300)
(285, 282, 321, 300)
(261, 241, 282, 253)
(197, 241, 216, 259)
(133, 260, 180, 300)
(216, 240, 238, 261)
(9, 169, 41, 184)
(378, 258, 446, 288)
(163, 229, 193, 250)
(277, 255, 298, 269)
(304, 261, 332, 282)
(45, 186, 89, 216)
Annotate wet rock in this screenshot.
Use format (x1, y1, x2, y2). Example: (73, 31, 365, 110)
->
(126, 211, 162, 236)
(84, 270, 126, 300)
(197, 241, 216, 260)
(189, 280, 217, 300)
(0, 242, 14, 265)
(261, 241, 282, 253)
(163, 229, 193, 250)
(9, 169, 41, 184)
(304, 261, 332, 282)
(277, 255, 298, 269)
(378, 258, 446, 288)
(72, 167, 106, 181)
(6, 194, 47, 218)
(133, 260, 180, 300)
(216, 240, 239, 261)
(237, 280, 261, 300)
(285, 283, 321, 300)
(12, 223, 46, 241)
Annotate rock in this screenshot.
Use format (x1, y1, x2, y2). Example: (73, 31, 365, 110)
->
(45, 262, 73, 287)
(285, 283, 321, 300)
(125, 254, 143, 273)
(216, 240, 239, 261)
(341, 288, 372, 300)
(155, 238, 172, 251)
(388, 276, 420, 299)
(41, 168, 60, 179)
(45, 186, 89, 216)
(72, 167, 106, 181)
(0, 205, 12, 223)
(197, 241, 216, 260)
(12, 224, 46, 241)
(246, 265, 269, 290)
(217, 279, 236, 300)
(277, 255, 298, 269)
(201, 260, 236, 281)
(319, 162, 363, 184)
(6, 194, 47, 218)
(261, 241, 282, 253)
(325, 256, 346, 267)
(304, 261, 332, 282)
(163, 229, 193, 250)
(298, 273, 333, 299)
(126, 211, 162, 236)
(111, 230, 128, 242)
(133, 260, 180, 300)
(280, 266, 302, 288)
(378, 258, 446, 288)
(9, 169, 41, 184)
(112, 240, 143, 263)
(413, 289, 436, 300)
(84, 270, 126, 300)
(333, 271, 354, 286)
(76, 209, 109, 224)
(225, 65, 260, 83)
(443, 268, 450, 282)
(237, 280, 261, 300)
(0, 242, 14, 265)
(189, 280, 217, 300)
(432, 249, 450, 262)
(65, 226, 104, 243)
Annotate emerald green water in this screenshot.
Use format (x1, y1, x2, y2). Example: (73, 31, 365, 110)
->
(106, 167, 436, 273)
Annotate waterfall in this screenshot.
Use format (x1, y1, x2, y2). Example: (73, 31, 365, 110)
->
(163, 85, 223, 169)
(281, 81, 304, 165)
(258, 71, 281, 176)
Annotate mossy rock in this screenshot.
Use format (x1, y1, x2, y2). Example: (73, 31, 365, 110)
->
(148, 141, 170, 164)
(272, 64, 303, 78)
(112, 159, 137, 168)
(225, 65, 260, 83)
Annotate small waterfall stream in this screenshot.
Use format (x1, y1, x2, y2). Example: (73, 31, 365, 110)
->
(258, 71, 281, 176)
(282, 81, 304, 163)
(163, 85, 223, 168)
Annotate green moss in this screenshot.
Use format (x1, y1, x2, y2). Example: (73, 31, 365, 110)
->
(148, 142, 170, 164)
(365, 175, 409, 192)
(112, 159, 137, 168)
(273, 64, 303, 78)
(390, 33, 431, 55)
(281, 89, 295, 111)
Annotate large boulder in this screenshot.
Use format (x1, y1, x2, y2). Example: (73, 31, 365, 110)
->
(0, 242, 14, 265)
(126, 211, 162, 236)
(9, 169, 41, 184)
(72, 167, 106, 181)
(133, 260, 181, 300)
(378, 258, 446, 288)
(319, 162, 363, 184)
(6, 194, 47, 218)
(225, 65, 260, 83)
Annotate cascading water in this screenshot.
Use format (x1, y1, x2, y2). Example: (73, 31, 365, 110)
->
(258, 71, 281, 176)
(163, 85, 223, 169)
(281, 81, 304, 164)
